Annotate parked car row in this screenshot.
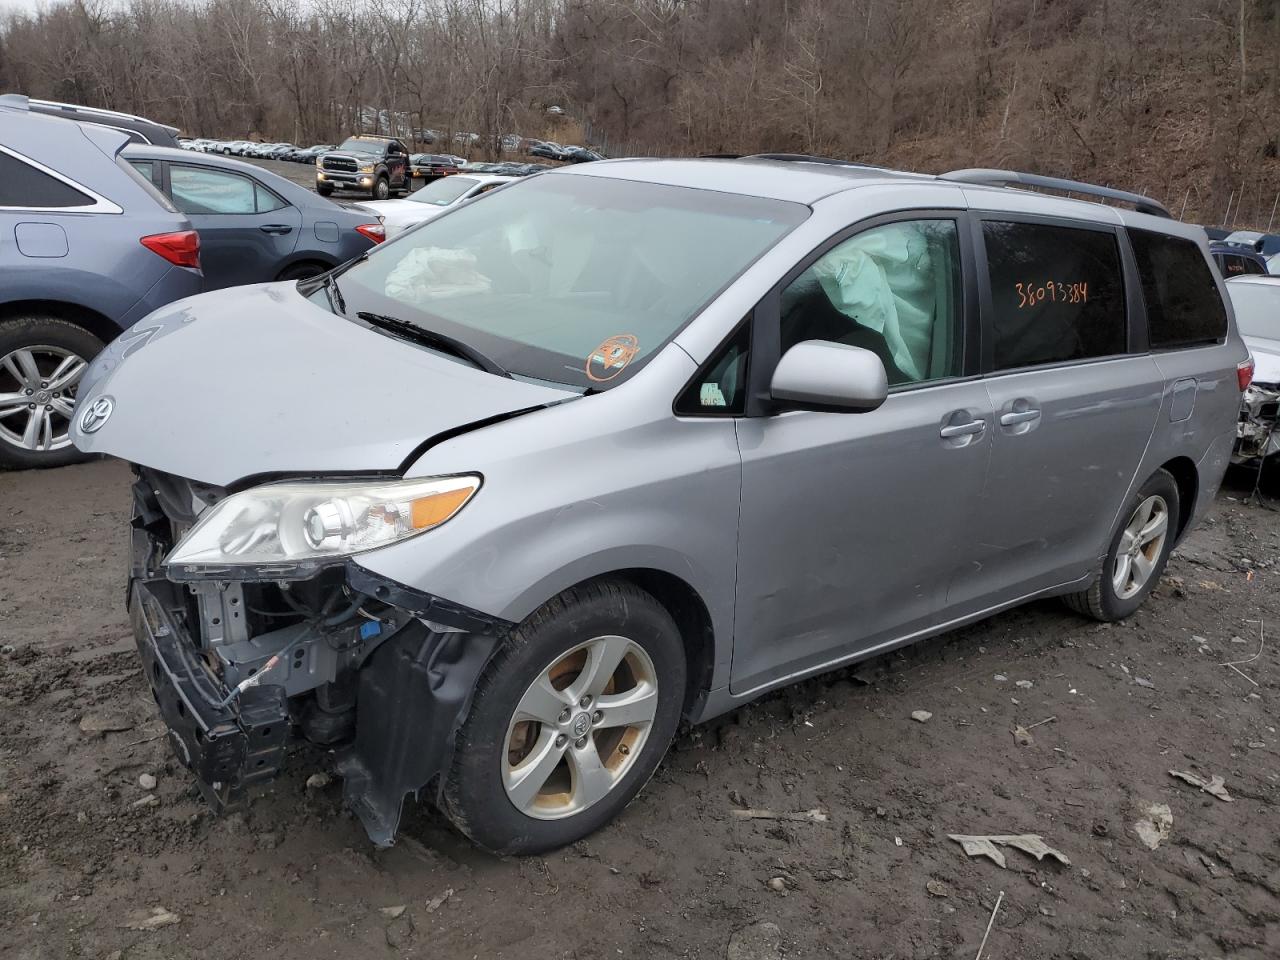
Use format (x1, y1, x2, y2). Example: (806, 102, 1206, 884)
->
(179, 138, 336, 164)
(179, 133, 606, 168)
(410, 153, 467, 181)
(528, 140, 603, 163)
(0, 95, 382, 468)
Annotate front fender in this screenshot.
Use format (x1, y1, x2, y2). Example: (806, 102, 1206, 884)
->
(351, 354, 742, 693)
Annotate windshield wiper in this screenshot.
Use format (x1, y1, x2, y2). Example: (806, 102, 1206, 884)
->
(357, 311, 511, 378)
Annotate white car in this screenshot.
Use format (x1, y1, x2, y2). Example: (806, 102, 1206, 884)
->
(352, 174, 516, 238)
(1226, 275, 1280, 462)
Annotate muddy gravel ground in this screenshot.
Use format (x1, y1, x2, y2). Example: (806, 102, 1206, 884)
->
(3, 458, 1279, 960)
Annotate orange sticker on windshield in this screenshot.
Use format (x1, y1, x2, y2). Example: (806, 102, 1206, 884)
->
(585, 334, 641, 382)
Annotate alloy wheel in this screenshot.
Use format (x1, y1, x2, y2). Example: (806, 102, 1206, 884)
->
(1112, 494, 1169, 600)
(0, 345, 87, 453)
(503, 635, 659, 820)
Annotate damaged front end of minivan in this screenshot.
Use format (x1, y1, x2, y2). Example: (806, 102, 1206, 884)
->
(1235, 381, 1280, 464)
(127, 466, 512, 846)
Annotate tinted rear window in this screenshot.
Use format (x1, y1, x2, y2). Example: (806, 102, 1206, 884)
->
(982, 220, 1126, 370)
(0, 150, 93, 208)
(1130, 230, 1228, 349)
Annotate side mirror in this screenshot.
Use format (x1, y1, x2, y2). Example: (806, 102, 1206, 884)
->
(770, 340, 888, 413)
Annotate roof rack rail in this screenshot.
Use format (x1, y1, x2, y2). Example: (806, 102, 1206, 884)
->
(27, 97, 182, 137)
(938, 168, 1171, 218)
(746, 153, 883, 170)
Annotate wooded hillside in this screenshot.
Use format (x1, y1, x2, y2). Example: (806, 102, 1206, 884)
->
(2, 0, 1278, 229)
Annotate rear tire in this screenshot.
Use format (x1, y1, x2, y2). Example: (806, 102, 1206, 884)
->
(1063, 468, 1180, 621)
(442, 580, 686, 855)
(276, 262, 329, 282)
(0, 316, 104, 471)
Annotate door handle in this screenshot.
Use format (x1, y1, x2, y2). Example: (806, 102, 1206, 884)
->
(940, 419, 986, 438)
(259, 224, 293, 235)
(999, 409, 1041, 426)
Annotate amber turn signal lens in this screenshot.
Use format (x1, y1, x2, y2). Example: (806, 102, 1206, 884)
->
(410, 487, 475, 529)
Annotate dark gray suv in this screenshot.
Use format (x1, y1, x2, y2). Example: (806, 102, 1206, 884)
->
(0, 94, 201, 469)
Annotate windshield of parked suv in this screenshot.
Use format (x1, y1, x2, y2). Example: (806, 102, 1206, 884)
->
(320, 173, 807, 389)
(1227, 283, 1280, 339)
(337, 137, 386, 156)
(408, 176, 479, 206)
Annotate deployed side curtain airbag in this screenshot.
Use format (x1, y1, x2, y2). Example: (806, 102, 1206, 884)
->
(811, 223, 937, 382)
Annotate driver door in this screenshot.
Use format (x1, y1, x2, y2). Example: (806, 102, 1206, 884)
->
(730, 214, 992, 696)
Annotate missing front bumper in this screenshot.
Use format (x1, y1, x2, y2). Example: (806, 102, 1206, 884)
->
(128, 475, 513, 844)
(1234, 383, 1280, 464)
(131, 581, 289, 811)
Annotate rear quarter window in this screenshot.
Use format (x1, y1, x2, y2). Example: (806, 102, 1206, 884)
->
(1129, 230, 1228, 349)
(0, 149, 93, 208)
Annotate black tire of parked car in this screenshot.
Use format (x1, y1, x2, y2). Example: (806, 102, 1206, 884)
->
(442, 579, 686, 855)
(276, 262, 330, 282)
(1063, 468, 1181, 622)
(0, 315, 104, 471)
(316, 182, 333, 197)
(372, 175, 390, 201)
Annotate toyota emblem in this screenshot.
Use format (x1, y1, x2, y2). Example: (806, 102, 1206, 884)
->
(79, 396, 114, 433)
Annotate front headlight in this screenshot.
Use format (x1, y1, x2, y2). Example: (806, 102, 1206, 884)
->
(165, 475, 480, 577)
(358, 162, 375, 173)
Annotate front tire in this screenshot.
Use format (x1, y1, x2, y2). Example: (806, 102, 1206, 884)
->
(372, 175, 390, 200)
(316, 182, 334, 197)
(1064, 469, 1180, 621)
(442, 580, 686, 855)
(0, 316, 103, 470)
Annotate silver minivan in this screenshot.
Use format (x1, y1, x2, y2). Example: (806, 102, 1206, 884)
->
(73, 157, 1248, 854)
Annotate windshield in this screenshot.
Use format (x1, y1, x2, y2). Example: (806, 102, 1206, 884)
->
(1229, 283, 1280, 339)
(321, 173, 807, 390)
(409, 177, 478, 206)
(338, 137, 384, 156)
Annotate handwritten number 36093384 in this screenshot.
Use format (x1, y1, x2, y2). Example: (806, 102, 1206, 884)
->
(1015, 281, 1088, 308)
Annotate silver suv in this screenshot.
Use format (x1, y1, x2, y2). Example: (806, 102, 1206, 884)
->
(73, 157, 1247, 854)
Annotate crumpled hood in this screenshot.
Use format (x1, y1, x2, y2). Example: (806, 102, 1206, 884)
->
(73, 283, 573, 486)
(1244, 335, 1280, 387)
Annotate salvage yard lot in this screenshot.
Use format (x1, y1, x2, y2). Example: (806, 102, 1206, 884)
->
(2, 459, 1279, 959)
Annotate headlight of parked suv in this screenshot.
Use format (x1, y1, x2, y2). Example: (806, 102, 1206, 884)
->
(358, 161, 375, 173)
(165, 475, 480, 577)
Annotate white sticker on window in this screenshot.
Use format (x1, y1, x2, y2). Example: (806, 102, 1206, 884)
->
(700, 383, 726, 407)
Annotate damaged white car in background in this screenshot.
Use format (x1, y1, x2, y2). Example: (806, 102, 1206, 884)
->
(1226, 276, 1280, 464)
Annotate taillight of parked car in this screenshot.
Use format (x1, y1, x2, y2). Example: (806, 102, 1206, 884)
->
(356, 223, 385, 244)
(1238, 358, 1255, 391)
(140, 230, 201, 269)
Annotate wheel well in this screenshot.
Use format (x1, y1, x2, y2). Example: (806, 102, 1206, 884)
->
(275, 259, 336, 282)
(1159, 456, 1198, 542)
(574, 569, 715, 718)
(0, 299, 118, 346)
